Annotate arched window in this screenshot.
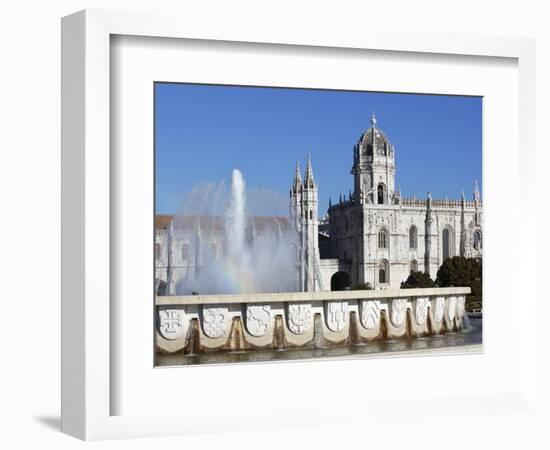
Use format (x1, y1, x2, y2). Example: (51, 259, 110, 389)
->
(474, 230, 482, 250)
(378, 260, 389, 284)
(442, 228, 451, 261)
(377, 183, 386, 204)
(155, 243, 161, 261)
(409, 225, 418, 249)
(379, 268, 386, 284)
(378, 228, 388, 249)
(410, 259, 418, 273)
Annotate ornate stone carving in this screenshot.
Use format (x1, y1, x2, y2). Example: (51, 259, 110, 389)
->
(456, 296, 466, 319)
(415, 297, 429, 325)
(391, 299, 407, 327)
(434, 297, 445, 323)
(325, 301, 349, 332)
(158, 308, 185, 340)
(202, 306, 227, 338)
(287, 303, 313, 335)
(360, 300, 380, 330)
(246, 305, 271, 337)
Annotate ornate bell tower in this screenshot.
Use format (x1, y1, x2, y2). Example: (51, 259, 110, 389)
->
(351, 113, 396, 205)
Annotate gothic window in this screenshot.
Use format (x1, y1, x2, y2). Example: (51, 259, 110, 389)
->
(474, 230, 482, 250)
(442, 228, 452, 261)
(377, 183, 386, 204)
(155, 243, 161, 261)
(378, 228, 388, 249)
(379, 268, 386, 284)
(309, 210, 313, 220)
(409, 225, 418, 249)
(410, 259, 418, 273)
(378, 260, 389, 284)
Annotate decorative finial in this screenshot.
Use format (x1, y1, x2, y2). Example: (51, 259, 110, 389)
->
(371, 111, 377, 127)
(473, 180, 480, 202)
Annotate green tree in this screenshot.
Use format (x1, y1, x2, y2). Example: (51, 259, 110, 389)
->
(436, 256, 482, 309)
(401, 271, 435, 288)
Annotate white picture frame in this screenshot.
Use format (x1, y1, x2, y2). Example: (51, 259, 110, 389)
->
(61, 9, 538, 441)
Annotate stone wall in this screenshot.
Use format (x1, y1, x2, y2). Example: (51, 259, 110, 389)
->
(156, 287, 470, 354)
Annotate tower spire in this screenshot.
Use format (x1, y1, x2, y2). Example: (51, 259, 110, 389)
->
(304, 154, 315, 188)
(292, 161, 302, 192)
(473, 179, 480, 203)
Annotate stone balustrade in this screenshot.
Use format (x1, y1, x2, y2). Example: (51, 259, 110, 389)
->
(155, 287, 470, 354)
(400, 197, 480, 208)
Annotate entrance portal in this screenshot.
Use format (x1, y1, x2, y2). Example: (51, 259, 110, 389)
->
(330, 271, 350, 291)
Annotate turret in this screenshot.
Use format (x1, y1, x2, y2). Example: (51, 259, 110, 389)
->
(289, 156, 322, 292)
(473, 180, 482, 226)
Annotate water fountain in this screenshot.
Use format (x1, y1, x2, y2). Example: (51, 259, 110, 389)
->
(170, 169, 300, 295)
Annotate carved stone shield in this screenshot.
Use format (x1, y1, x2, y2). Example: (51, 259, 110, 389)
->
(246, 305, 271, 337)
(391, 299, 407, 327)
(447, 297, 456, 322)
(415, 297, 429, 325)
(158, 308, 186, 340)
(202, 306, 227, 338)
(360, 300, 380, 330)
(325, 301, 348, 332)
(287, 303, 313, 335)
(434, 297, 445, 323)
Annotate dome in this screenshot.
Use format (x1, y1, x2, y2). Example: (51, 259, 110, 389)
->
(357, 114, 392, 158)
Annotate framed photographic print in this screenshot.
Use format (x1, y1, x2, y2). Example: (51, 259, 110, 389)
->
(153, 83, 482, 368)
(62, 9, 538, 441)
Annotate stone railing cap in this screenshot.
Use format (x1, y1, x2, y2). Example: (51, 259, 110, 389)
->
(156, 286, 471, 306)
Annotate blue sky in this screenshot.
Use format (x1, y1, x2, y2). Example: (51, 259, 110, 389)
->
(155, 83, 482, 215)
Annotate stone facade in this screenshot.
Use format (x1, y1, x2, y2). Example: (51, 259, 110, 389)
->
(291, 113, 483, 290)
